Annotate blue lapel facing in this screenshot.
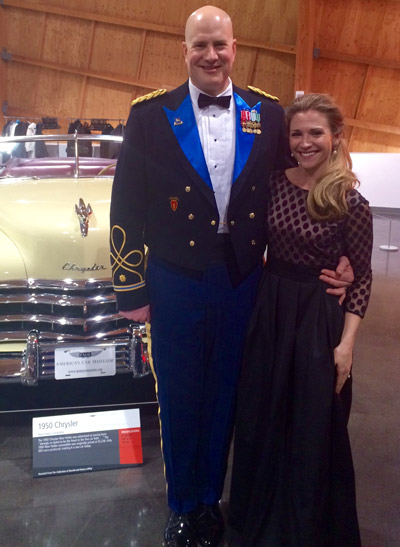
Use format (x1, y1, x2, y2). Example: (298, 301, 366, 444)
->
(163, 95, 213, 190)
(162, 90, 261, 189)
(232, 93, 260, 183)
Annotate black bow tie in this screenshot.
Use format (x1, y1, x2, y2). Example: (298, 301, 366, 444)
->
(198, 93, 231, 109)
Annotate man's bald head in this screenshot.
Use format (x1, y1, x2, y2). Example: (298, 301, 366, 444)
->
(183, 5, 236, 96)
(185, 6, 234, 43)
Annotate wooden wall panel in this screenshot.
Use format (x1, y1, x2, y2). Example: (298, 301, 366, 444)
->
(313, 0, 400, 152)
(42, 14, 92, 69)
(23, 0, 190, 28)
(81, 79, 135, 121)
(227, 0, 297, 44)
(90, 24, 144, 79)
(87, 0, 191, 28)
(357, 67, 400, 127)
(14, 0, 298, 41)
(34, 68, 82, 117)
(139, 33, 187, 88)
(231, 46, 258, 89)
(350, 129, 400, 153)
(314, 0, 400, 62)
(0, 6, 7, 125)
(295, 0, 314, 93)
(312, 58, 368, 117)
(252, 51, 296, 106)
(6, 63, 37, 114)
(5, 7, 45, 58)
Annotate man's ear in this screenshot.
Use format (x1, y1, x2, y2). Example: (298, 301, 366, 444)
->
(232, 38, 237, 57)
(182, 41, 188, 58)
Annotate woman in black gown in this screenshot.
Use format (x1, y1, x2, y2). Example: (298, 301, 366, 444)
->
(228, 94, 373, 547)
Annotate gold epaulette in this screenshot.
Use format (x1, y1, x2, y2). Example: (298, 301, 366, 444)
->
(131, 89, 167, 106)
(247, 86, 279, 103)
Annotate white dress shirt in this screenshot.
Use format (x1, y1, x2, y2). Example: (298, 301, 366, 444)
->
(188, 80, 236, 233)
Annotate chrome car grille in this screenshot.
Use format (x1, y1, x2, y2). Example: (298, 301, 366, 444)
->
(0, 279, 150, 383)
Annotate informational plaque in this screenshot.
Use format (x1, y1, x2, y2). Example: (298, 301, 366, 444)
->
(32, 408, 142, 478)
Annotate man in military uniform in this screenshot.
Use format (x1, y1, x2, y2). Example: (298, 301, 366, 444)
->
(110, 6, 351, 546)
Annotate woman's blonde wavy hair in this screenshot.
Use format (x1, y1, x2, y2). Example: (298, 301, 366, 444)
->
(285, 93, 359, 221)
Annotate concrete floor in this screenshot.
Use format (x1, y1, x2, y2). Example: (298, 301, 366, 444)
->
(0, 213, 399, 547)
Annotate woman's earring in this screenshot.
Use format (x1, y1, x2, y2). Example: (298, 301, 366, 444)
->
(332, 149, 338, 157)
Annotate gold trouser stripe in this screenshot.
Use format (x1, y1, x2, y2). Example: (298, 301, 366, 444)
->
(145, 321, 168, 497)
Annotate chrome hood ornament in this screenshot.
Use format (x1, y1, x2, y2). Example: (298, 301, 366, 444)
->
(75, 198, 93, 237)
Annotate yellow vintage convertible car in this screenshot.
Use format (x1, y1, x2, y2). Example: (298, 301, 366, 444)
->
(0, 133, 151, 388)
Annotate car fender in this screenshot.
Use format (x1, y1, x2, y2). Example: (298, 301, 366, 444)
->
(0, 229, 27, 282)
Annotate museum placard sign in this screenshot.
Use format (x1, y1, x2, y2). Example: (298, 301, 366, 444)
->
(54, 345, 116, 380)
(32, 408, 143, 478)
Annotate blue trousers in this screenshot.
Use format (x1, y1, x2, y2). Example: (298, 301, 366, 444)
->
(146, 256, 262, 513)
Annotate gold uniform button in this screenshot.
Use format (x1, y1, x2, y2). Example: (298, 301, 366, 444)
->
(188, 214, 194, 220)
(251, 240, 256, 246)
(249, 212, 255, 219)
(185, 186, 191, 192)
(230, 220, 235, 226)
(189, 240, 195, 247)
(211, 220, 216, 226)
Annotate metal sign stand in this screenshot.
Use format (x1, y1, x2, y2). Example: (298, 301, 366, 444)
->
(379, 217, 398, 252)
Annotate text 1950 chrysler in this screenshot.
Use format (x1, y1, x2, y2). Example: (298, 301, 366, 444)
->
(0, 134, 151, 386)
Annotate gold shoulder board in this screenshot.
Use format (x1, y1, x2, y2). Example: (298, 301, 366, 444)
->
(131, 89, 167, 106)
(247, 85, 279, 103)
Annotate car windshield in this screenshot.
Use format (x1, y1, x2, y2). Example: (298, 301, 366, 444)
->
(0, 133, 123, 179)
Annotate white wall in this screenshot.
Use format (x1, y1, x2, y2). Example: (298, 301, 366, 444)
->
(351, 153, 400, 209)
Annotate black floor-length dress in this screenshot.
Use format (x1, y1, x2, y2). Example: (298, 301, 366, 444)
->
(228, 171, 373, 547)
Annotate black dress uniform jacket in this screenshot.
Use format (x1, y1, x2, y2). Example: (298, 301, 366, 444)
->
(110, 81, 291, 311)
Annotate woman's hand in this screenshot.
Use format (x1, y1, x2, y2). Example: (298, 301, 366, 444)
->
(334, 340, 353, 394)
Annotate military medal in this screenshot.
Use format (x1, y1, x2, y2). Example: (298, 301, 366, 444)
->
(240, 109, 262, 134)
(241, 109, 250, 133)
(251, 109, 262, 134)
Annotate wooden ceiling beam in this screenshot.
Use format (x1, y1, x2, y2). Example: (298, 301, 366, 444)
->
(7, 52, 175, 92)
(295, 0, 315, 93)
(3, 0, 183, 36)
(348, 65, 372, 147)
(247, 50, 259, 85)
(78, 20, 96, 118)
(238, 38, 295, 55)
(0, 4, 7, 122)
(316, 49, 400, 72)
(346, 117, 400, 136)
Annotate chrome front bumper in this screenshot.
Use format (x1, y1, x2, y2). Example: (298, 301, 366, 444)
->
(0, 325, 150, 385)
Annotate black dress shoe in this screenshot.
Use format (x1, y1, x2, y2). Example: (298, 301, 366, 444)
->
(191, 503, 225, 547)
(164, 512, 198, 547)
